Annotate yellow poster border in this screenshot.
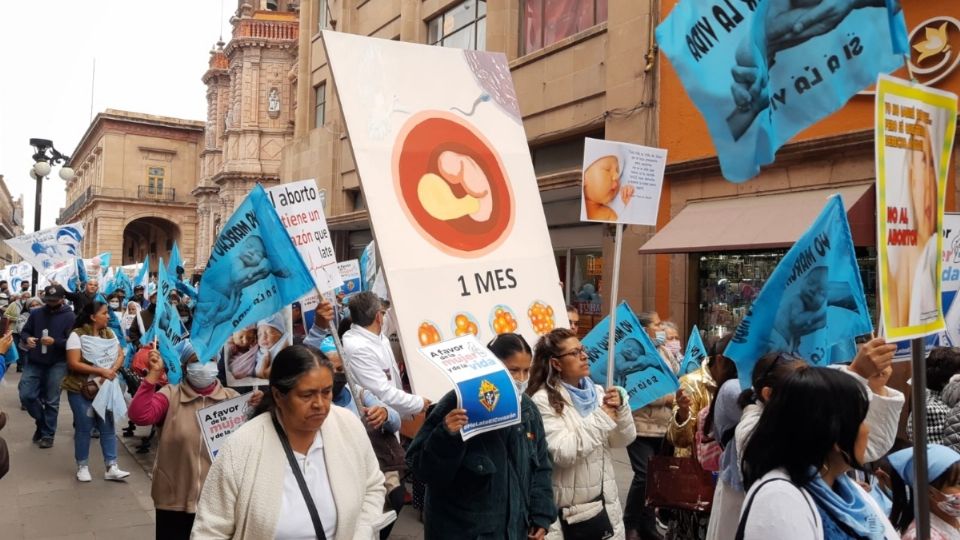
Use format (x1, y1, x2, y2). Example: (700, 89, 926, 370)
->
(876, 74, 958, 341)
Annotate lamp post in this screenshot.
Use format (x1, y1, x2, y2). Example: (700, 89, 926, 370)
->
(29, 138, 75, 296)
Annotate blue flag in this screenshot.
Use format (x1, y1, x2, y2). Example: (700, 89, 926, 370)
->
(582, 302, 681, 410)
(191, 184, 315, 363)
(156, 331, 183, 385)
(134, 255, 150, 290)
(168, 242, 183, 279)
(76, 258, 89, 285)
(680, 325, 707, 376)
(143, 259, 186, 383)
(113, 269, 134, 299)
(725, 195, 873, 389)
(655, 0, 907, 182)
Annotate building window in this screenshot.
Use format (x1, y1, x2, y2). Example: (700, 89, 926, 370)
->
(317, 0, 329, 32)
(427, 0, 486, 51)
(556, 248, 603, 336)
(148, 167, 165, 194)
(314, 83, 326, 128)
(522, 0, 608, 56)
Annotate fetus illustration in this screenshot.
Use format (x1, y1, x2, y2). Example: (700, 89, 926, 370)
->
(583, 155, 635, 221)
(393, 110, 514, 257)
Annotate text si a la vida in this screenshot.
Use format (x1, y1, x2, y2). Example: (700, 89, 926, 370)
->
(585, 318, 638, 364)
(885, 102, 936, 248)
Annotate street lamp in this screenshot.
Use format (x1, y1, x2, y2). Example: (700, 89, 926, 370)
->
(29, 138, 75, 296)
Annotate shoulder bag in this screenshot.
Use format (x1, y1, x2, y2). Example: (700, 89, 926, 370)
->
(645, 436, 716, 512)
(272, 413, 327, 540)
(557, 443, 614, 539)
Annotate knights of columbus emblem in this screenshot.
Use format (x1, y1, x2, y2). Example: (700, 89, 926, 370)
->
(478, 379, 500, 412)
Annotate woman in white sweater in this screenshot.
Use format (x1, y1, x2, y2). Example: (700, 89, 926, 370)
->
(192, 345, 387, 540)
(528, 328, 637, 540)
(738, 366, 898, 540)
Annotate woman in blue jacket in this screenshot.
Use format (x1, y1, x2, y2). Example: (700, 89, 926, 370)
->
(407, 333, 556, 539)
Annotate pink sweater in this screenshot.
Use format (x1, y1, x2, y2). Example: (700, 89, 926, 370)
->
(129, 380, 219, 425)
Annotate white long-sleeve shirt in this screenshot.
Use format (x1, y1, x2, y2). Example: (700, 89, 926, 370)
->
(341, 324, 424, 418)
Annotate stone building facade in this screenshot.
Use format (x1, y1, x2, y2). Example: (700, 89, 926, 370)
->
(281, 0, 657, 334)
(0, 175, 24, 266)
(194, 0, 299, 272)
(60, 109, 204, 274)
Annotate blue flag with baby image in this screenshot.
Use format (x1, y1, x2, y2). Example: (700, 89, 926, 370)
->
(680, 325, 708, 376)
(656, 0, 907, 182)
(582, 302, 681, 411)
(191, 184, 315, 363)
(725, 195, 873, 389)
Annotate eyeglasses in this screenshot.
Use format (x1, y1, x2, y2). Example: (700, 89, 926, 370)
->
(556, 347, 586, 359)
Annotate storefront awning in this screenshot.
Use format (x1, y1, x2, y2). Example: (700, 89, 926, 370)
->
(638, 184, 875, 254)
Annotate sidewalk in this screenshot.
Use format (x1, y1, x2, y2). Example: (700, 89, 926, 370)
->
(0, 371, 155, 540)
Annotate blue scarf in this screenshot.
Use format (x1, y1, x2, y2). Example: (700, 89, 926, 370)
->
(805, 472, 885, 540)
(562, 378, 599, 417)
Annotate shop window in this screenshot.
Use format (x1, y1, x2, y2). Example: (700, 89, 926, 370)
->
(147, 167, 165, 194)
(697, 248, 878, 339)
(314, 83, 326, 128)
(521, 0, 608, 56)
(427, 0, 486, 50)
(556, 247, 604, 335)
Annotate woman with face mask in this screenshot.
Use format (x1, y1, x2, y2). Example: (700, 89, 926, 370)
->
(889, 444, 960, 539)
(529, 328, 636, 539)
(738, 366, 898, 539)
(662, 321, 683, 362)
(624, 311, 678, 540)
(127, 338, 240, 539)
(406, 332, 556, 540)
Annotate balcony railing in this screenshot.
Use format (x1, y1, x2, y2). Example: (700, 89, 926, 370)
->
(58, 185, 184, 224)
(233, 18, 298, 42)
(138, 185, 176, 201)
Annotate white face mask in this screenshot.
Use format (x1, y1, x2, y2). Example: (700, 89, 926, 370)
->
(937, 492, 960, 517)
(514, 375, 529, 395)
(185, 361, 219, 388)
(109, 301, 120, 310)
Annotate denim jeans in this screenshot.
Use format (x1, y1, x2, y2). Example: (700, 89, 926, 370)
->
(19, 361, 67, 439)
(66, 391, 118, 466)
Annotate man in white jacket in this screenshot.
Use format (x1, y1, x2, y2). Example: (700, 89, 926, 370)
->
(342, 292, 430, 418)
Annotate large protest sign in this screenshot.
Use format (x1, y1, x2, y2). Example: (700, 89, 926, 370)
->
(266, 179, 343, 294)
(420, 335, 521, 440)
(876, 75, 957, 341)
(192, 184, 314, 364)
(580, 138, 666, 225)
(680, 325, 708, 376)
(582, 302, 681, 411)
(656, 1, 907, 182)
(82, 253, 111, 282)
(324, 32, 568, 401)
(196, 392, 252, 459)
(725, 195, 874, 389)
(5, 223, 84, 272)
(943, 215, 960, 346)
(5, 262, 31, 291)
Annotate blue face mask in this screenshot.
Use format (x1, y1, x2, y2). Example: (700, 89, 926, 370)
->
(654, 330, 667, 346)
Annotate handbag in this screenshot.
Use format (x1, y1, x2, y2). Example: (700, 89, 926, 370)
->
(645, 454, 716, 512)
(80, 378, 101, 401)
(558, 448, 614, 539)
(272, 413, 327, 540)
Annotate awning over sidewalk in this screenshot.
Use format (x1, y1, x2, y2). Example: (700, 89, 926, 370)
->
(638, 184, 874, 254)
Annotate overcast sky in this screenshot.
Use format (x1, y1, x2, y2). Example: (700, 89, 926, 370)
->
(0, 0, 232, 231)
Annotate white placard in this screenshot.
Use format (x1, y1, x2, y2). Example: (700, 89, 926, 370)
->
(580, 138, 666, 226)
(266, 180, 343, 294)
(196, 392, 252, 460)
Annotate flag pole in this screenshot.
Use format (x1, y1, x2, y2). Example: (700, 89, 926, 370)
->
(910, 337, 931, 540)
(606, 224, 624, 388)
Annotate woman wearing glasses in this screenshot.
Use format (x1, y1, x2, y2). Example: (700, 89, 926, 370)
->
(529, 328, 636, 539)
(406, 333, 556, 540)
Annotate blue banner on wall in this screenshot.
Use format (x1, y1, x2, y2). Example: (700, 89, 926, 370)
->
(191, 184, 315, 363)
(725, 195, 873, 388)
(656, 0, 907, 182)
(582, 302, 681, 411)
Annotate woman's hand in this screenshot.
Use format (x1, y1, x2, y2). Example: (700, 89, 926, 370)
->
(602, 388, 622, 419)
(145, 349, 165, 384)
(364, 406, 389, 430)
(443, 408, 469, 435)
(675, 388, 692, 424)
(0, 333, 13, 355)
(99, 367, 117, 381)
(248, 389, 264, 408)
(528, 526, 546, 540)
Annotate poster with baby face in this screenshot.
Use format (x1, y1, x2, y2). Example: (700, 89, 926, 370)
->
(876, 74, 957, 341)
(224, 306, 293, 387)
(323, 31, 569, 401)
(580, 138, 667, 225)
